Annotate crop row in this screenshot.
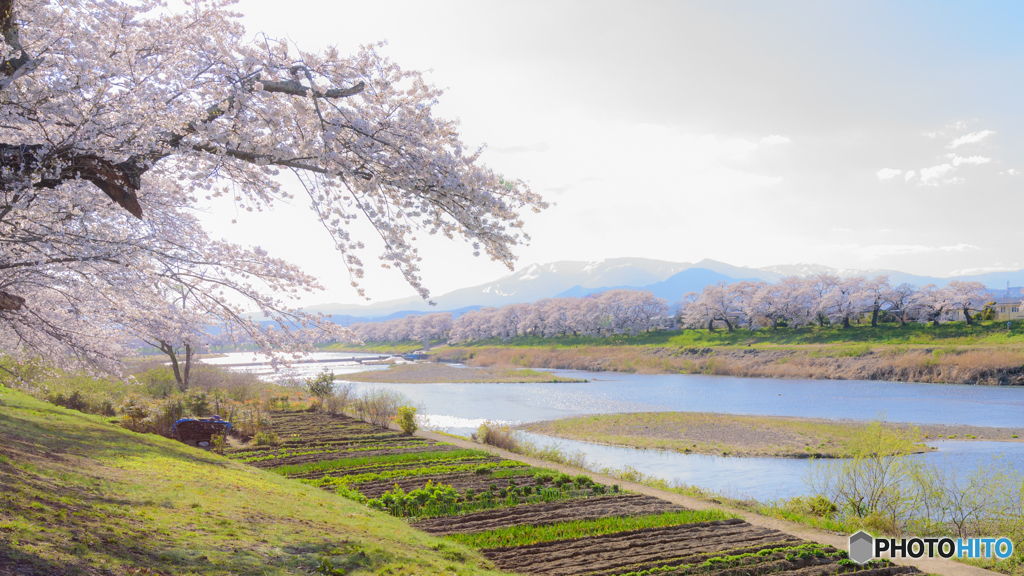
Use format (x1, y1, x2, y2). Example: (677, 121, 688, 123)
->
(271, 448, 489, 476)
(365, 479, 611, 519)
(237, 441, 434, 463)
(448, 509, 739, 549)
(304, 459, 528, 488)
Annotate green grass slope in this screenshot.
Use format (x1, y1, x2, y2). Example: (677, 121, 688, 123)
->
(0, 385, 507, 576)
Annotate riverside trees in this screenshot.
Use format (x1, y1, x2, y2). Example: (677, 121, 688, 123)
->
(677, 274, 990, 331)
(0, 0, 544, 378)
(348, 275, 994, 345)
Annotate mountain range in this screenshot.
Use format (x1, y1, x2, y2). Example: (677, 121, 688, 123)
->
(303, 258, 1024, 322)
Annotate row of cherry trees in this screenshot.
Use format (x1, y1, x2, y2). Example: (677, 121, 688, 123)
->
(348, 290, 670, 344)
(679, 275, 992, 331)
(348, 313, 454, 344)
(348, 275, 996, 345)
(450, 290, 669, 342)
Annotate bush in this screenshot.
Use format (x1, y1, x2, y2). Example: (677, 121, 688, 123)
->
(305, 369, 334, 410)
(355, 388, 415, 428)
(396, 406, 418, 434)
(135, 366, 177, 398)
(252, 431, 280, 446)
(118, 395, 151, 432)
(325, 382, 353, 415)
(477, 421, 520, 452)
(185, 391, 210, 417)
(49, 390, 88, 412)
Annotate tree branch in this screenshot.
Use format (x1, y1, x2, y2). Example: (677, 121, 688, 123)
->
(258, 79, 365, 99)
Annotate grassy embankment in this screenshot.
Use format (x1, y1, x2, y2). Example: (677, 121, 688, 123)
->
(0, 385, 506, 575)
(522, 412, 1024, 458)
(341, 362, 586, 384)
(430, 322, 1024, 385)
(520, 413, 944, 458)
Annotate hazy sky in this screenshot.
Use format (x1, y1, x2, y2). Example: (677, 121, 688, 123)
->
(203, 1, 1024, 305)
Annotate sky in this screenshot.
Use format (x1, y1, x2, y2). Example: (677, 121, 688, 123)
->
(201, 1, 1024, 306)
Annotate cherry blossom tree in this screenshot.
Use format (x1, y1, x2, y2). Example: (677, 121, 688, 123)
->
(884, 282, 918, 326)
(861, 276, 892, 328)
(944, 280, 990, 326)
(0, 0, 545, 371)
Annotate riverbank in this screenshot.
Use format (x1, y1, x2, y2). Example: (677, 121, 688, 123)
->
(432, 344, 1024, 385)
(339, 362, 587, 384)
(519, 412, 1024, 458)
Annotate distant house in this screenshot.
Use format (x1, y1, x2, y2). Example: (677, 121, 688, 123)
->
(947, 297, 1024, 322)
(991, 298, 1024, 321)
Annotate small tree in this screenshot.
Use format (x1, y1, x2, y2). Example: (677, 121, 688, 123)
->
(396, 406, 418, 434)
(305, 369, 335, 410)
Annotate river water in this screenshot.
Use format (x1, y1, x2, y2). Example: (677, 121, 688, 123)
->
(341, 367, 1024, 500)
(216, 353, 1024, 500)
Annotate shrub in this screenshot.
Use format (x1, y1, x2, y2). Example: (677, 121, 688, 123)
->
(355, 388, 415, 428)
(135, 366, 177, 398)
(253, 431, 280, 446)
(184, 391, 210, 417)
(50, 390, 88, 412)
(305, 369, 334, 410)
(396, 406, 418, 434)
(477, 421, 520, 452)
(325, 382, 353, 415)
(118, 395, 151, 432)
(211, 433, 226, 455)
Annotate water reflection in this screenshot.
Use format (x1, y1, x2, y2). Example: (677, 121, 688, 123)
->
(204, 351, 391, 381)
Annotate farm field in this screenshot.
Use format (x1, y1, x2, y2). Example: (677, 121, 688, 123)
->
(226, 412, 921, 576)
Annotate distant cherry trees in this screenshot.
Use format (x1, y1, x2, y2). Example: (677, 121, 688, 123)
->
(450, 290, 669, 342)
(348, 290, 669, 344)
(348, 275, 996, 346)
(677, 275, 991, 331)
(348, 313, 454, 344)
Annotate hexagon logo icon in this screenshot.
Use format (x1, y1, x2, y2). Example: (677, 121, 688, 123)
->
(849, 531, 874, 564)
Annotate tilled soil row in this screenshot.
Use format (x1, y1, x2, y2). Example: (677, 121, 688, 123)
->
(645, 555, 919, 576)
(351, 468, 544, 498)
(227, 436, 430, 459)
(284, 455, 502, 480)
(412, 494, 684, 535)
(483, 520, 797, 576)
(261, 445, 473, 472)
(239, 443, 437, 469)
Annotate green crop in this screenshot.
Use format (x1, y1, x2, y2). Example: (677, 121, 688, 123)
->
(305, 460, 527, 488)
(271, 449, 492, 476)
(448, 509, 738, 549)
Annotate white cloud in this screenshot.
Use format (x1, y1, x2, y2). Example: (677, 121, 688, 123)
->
(948, 155, 991, 166)
(876, 168, 902, 180)
(760, 134, 791, 145)
(855, 243, 980, 260)
(919, 163, 955, 184)
(1003, 168, 1019, 175)
(904, 170, 916, 181)
(946, 130, 995, 149)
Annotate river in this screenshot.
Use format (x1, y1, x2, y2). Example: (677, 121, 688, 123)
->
(216, 353, 1024, 500)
